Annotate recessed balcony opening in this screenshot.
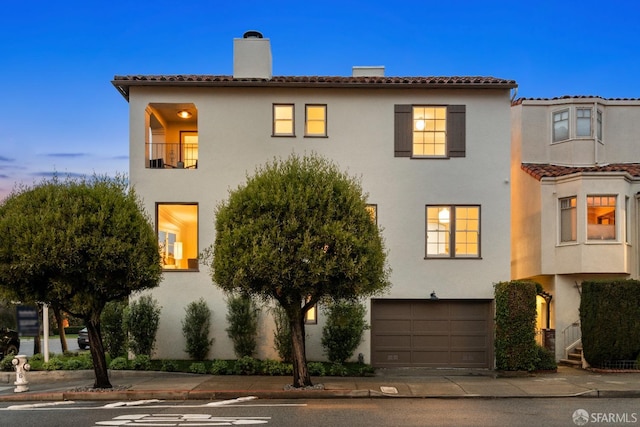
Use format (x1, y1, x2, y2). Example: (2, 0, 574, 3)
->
(146, 103, 198, 169)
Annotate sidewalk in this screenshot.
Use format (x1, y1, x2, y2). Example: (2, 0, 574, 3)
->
(0, 366, 639, 402)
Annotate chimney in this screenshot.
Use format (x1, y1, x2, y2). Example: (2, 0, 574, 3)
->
(233, 31, 272, 79)
(352, 66, 385, 77)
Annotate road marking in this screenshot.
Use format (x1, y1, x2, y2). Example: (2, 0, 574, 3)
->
(6, 401, 76, 410)
(104, 399, 162, 408)
(94, 414, 271, 425)
(205, 397, 258, 406)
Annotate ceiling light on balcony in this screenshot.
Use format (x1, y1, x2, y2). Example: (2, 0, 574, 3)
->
(177, 110, 192, 119)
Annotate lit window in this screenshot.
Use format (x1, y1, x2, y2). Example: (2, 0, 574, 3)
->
(180, 131, 198, 169)
(552, 110, 569, 142)
(157, 203, 199, 270)
(587, 195, 616, 240)
(304, 303, 317, 324)
(305, 105, 327, 137)
(426, 205, 480, 258)
(365, 204, 377, 225)
(560, 197, 577, 242)
(577, 108, 592, 137)
(146, 103, 198, 169)
(413, 106, 447, 156)
(273, 104, 295, 136)
(394, 104, 465, 158)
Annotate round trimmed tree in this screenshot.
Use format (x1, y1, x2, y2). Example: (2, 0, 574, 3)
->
(212, 153, 390, 387)
(0, 175, 162, 388)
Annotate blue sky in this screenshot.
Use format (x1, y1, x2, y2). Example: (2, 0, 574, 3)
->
(1, 0, 639, 199)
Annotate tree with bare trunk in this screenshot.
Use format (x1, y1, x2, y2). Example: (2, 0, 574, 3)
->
(0, 175, 161, 388)
(212, 154, 390, 388)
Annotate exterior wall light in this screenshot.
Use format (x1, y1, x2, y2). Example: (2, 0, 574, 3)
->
(177, 110, 192, 119)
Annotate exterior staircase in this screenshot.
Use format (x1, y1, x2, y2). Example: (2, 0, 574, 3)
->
(559, 346, 583, 367)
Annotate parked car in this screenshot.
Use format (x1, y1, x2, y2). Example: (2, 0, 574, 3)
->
(0, 327, 20, 358)
(77, 327, 89, 350)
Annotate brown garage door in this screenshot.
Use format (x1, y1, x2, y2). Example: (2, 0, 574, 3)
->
(371, 299, 493, 368)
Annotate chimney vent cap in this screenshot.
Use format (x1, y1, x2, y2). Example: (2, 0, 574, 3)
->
(243, 30, 264, 39)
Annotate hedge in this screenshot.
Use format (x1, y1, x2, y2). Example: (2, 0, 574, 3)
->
(580, 279, 640, 366)
(494, 280, 538, 371)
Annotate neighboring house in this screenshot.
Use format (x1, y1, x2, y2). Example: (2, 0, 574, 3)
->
(112, 32, 516, 368)
(511, 96, 640, 361)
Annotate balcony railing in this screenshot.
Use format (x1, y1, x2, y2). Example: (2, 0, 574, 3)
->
(147, 143, 198, 169)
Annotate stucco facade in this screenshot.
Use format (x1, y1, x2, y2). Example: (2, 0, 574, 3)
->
(113, 33, 515, 367)
(511, 97, 640, 361)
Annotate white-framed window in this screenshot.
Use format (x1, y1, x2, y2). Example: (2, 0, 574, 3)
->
(560, 196, 577, 242)
(273, 104, 295, 136)
(426, 205, 480, 258)
(552, 109, 569, 142)
(576, 108, 592, 137)
(625, 196, 630, 243)
(597, 109, 603, 141)
(587, 195, 616, 241)
(305, 104, 327, 137)
(157, 203, 199, 270)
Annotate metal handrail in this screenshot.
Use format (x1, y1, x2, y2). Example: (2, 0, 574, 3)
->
(562, 320, 581, 359)
(146, 142, 198, 169)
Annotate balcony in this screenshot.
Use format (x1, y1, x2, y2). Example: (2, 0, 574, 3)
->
(145, 102, 198, 170)
(147, 142, 198, 169)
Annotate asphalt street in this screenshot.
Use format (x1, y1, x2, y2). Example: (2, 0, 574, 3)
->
(17, 336, 81, 357)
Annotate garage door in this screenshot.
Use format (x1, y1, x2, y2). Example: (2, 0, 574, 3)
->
(371, 299, 493, 368)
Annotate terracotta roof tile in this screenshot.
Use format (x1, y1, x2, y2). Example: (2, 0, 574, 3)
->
(522, 163, 640, 180)
(112, 75, 517, 99)
(512, 95, 640, 105)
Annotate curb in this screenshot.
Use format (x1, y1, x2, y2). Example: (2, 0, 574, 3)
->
(4, 388, 640, 402)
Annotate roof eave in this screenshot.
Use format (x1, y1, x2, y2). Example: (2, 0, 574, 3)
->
(111, 77, 517, 101)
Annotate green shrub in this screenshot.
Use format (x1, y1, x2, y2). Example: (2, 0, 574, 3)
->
(282, 363, 293, 375)
(182, 298, 213, 360)
(0, 354, 14, 371)
(109, 356, 129, 370)
(261, 359, 286, 376)
(161, 360, 177, 372)
(189, 362, 207, 374)
(101, 300, 128, 357)
(234, 356, 260, 375)
(225, 294, 259, 358)
(581, 279, 640, 366)
(65, 359, 85, 370)
(535, 345, 557, 371)
(329, 362, 348, 376)
(125, 295, 161, 357)
(210, 359, 230, 375)
(26, 354, 44, 371)
(43, 357, 65, 371)
(321, 300, 369, 363)
(308, 362, 326, 376)
(494, 281, 538, 371)
(131, 354, 151, 371)
(358, 365, 375, 376)
(272, 306, 292, 363)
